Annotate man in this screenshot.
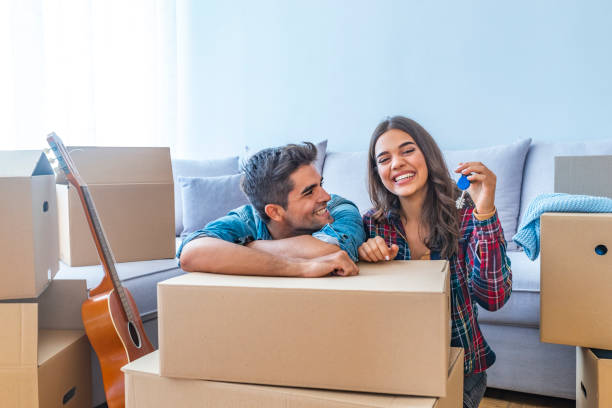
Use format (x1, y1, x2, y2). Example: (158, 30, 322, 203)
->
(178, 142, 365, 277)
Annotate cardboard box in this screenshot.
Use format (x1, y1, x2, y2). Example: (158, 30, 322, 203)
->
(158, 261, 451, 397)
(124, 348, 464, 408)
(0, 279, 92, 407)
(0, 150, 59, 299)
(555, 155, 612, 198)
(540, 213, 612, 349)
(576, 347, 612, 408)
(56, 146, 175, 266)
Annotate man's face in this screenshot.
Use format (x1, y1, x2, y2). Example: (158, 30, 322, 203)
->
(281, 164, 333, 235)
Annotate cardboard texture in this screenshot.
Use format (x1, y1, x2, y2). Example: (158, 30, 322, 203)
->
(0, 279, 92, 407)
(555, 156, 612, 199)
(56, 146, 175, 266)
(540, 213, 612, 349)
(123, 348, 464, 408)
(0, 330, 92, 408)
(0, 150, 59, 299)
(576, 347, 612, 408)
(158, 261, 451, 397)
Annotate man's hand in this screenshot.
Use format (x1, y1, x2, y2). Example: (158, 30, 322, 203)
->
(298, 251, 359, 278)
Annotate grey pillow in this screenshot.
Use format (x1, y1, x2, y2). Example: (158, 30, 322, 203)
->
(239, 140, 327, 174)
(179, 174, 249, 237)
(443, 138, 532, 251)
(172, 156, 240, 236)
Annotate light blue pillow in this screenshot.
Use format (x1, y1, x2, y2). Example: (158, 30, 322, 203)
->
(443, 138, 532, 251)
(179, 174, 249, 237)
(172, 156, 240, 236)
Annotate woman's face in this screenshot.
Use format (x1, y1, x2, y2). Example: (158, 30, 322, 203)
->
(374, 129, 429, 199)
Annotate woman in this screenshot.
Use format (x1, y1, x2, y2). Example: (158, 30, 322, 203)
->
(359, 116, 512, 408)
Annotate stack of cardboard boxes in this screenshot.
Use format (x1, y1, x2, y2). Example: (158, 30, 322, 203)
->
(0, 150, 92, 407)
(540, 156, 612, 407)
(123, 261, 464, 407)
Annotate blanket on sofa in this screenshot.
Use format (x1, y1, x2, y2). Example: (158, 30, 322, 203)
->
(513, 193, 612, 260)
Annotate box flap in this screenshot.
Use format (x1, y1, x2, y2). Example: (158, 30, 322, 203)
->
(37, 330, 85, 366)
(0, 303, 38, 367)
(0, 150, 53, 178)
(159, 260, 449, 293)
(65, 146, 172, 185)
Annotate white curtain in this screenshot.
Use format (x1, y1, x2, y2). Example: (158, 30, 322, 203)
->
(0, 0, 178, 151)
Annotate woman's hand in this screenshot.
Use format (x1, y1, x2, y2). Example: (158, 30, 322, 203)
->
(454, 161, 496, 214)
(358, 236, 399, 262)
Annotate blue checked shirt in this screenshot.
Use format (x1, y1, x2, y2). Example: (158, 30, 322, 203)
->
(177, 194, 365, 262)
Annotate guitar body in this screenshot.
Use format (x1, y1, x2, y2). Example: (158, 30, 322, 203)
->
(82, 287, 154, 408)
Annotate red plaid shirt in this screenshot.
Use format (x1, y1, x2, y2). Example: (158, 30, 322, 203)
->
(362, 206, 512, 375)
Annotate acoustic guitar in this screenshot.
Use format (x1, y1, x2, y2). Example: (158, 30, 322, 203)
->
(47, 133, 154, 408)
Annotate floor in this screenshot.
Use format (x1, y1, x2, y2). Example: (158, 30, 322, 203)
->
(481, 388, 575, 407)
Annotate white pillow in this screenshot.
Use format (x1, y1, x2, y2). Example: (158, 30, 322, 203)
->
(444, 138, 532, 251)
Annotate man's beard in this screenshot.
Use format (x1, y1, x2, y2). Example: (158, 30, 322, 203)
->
(286, 217, 327, 237)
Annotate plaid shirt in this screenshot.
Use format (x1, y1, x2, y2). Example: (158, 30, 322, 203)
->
(362, 206, 512, 375)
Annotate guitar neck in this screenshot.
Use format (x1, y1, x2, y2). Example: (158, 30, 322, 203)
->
(79, 185, 136, 323)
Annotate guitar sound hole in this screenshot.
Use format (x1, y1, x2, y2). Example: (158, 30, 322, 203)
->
(128, 321, 142, 349)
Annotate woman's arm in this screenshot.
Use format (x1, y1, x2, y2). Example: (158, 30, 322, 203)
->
(465, 209, 512, 311)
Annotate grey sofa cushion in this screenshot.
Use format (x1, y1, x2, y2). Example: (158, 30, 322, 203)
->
(519, 139, 612, 229)
(444, 139, 531, 251)
(480, 324, 576, 399)
(477, 291, 540, 328)
(179, 174, 249, 237)
(172, 157, 240, 236)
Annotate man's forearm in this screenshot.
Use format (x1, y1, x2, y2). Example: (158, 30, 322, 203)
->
(180, 237, 301, 276)
(246, 235, 341, 259)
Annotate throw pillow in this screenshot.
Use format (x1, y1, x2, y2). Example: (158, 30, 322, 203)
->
(443, 138, 532, 251)
(172, 156, 240, 236)
(179, 174, 249, 237)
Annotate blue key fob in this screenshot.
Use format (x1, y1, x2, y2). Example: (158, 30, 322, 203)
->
(457, 174, 470, 190)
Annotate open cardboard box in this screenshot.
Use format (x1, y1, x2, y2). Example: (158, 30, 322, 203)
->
(0, 279, 91, 407)
(0, 150, 59, 299)
(158, 260, 451, 397)
(540, 213, 612, 349)
(577, 347, 612, 408)
(124, 348, 464, 408)
(56, 146, 175, 266)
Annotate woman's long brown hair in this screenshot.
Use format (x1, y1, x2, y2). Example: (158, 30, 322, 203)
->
(367, 116, 470, 259)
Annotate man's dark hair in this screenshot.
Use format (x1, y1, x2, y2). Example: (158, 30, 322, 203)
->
(241, 142, 318, 223)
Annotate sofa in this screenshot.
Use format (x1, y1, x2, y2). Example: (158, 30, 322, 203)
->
(58, 137, 612, 406)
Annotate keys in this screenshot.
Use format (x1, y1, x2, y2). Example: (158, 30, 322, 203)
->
(455, 174, 470, 209)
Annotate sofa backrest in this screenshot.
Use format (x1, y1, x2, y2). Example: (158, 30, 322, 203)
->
(323, 139, 532, 252)
(519, 139, 612, 227)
